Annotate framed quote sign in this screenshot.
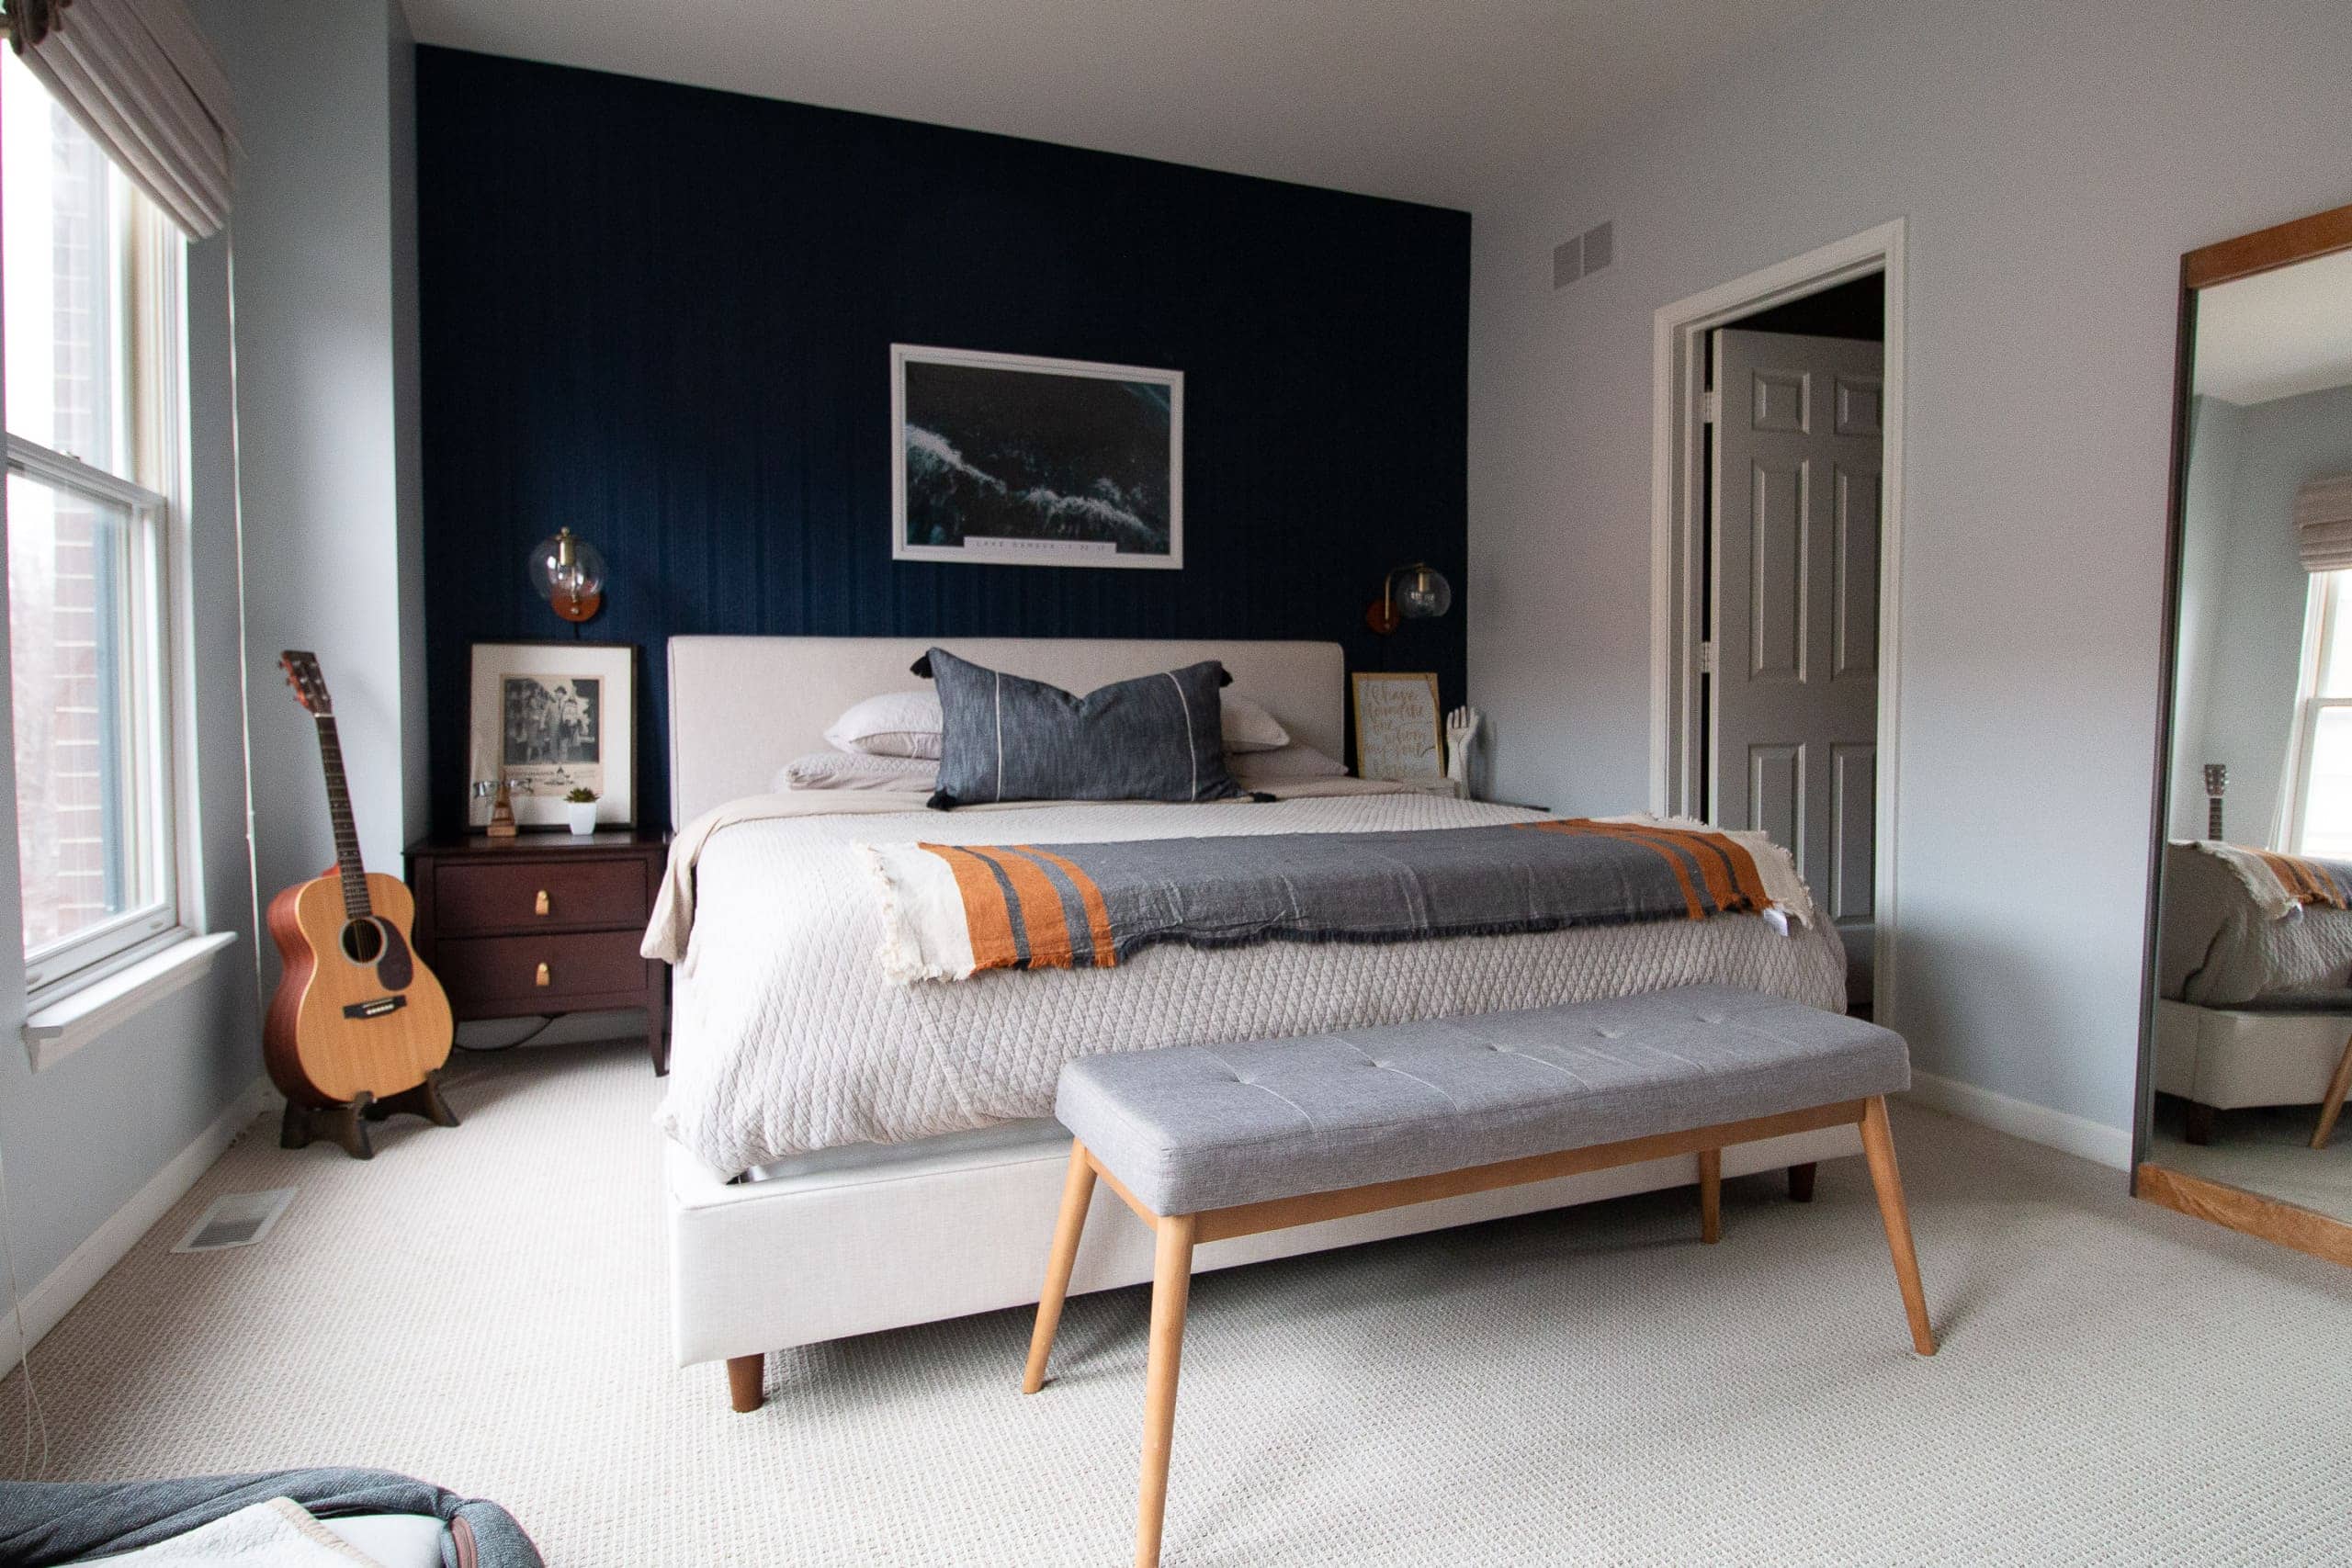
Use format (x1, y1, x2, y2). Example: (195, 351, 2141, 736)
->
(1351, 671, 1443, 782)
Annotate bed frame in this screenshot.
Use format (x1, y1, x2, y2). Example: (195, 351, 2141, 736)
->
(2153, 998, 2352, 1145)
(661, 634, 1863, 1412)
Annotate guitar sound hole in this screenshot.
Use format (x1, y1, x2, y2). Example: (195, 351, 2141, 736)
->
(339, 918, 385, 965)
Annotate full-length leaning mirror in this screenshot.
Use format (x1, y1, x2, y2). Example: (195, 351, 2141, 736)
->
(2137, 201, 2352, 1263)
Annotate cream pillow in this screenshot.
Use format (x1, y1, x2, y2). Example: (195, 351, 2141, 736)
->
(825, 687, 1287, 757)
(1229, 741, 1349, 781)
(824, 692, 944, 760)
(775, 752, 937, 792)
(1220, 694, 1291, 753)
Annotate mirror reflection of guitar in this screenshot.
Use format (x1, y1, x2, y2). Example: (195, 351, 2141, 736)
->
(2204, 762, 2227, 841)
(265, 651, 458, 1159)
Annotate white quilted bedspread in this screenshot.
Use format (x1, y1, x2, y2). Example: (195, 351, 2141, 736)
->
(654, 790, 1848, 1175)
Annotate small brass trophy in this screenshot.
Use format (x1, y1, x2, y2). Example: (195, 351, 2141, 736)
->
(476, 776, 519, 839)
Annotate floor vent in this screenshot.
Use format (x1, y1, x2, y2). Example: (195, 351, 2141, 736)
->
(174, 1188, 296, 1254)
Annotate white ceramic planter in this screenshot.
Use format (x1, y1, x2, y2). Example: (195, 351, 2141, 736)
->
(567, 801, 598, 836)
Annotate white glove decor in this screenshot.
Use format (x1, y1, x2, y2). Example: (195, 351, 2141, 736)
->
(1444, 705, 1482, 792)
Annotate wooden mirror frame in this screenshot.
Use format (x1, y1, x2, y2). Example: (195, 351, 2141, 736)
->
(2132, 200, 2352, 1265)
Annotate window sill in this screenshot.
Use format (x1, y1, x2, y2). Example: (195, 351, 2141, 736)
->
(23, 931, 239, 1072)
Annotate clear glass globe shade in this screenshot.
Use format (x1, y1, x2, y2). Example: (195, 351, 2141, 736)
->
(531, 529, 606, 622)
(1396, 566, 1452, 620)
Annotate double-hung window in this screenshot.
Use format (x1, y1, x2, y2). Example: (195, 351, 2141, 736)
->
(3, 49, 187, 994)
(2287, 570, 2352, 858)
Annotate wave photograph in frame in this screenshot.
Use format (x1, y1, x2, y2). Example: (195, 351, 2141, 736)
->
(891, 344, 1183, 570)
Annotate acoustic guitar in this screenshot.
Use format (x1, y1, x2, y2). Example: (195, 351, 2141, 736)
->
(265, 650, 458, 1158)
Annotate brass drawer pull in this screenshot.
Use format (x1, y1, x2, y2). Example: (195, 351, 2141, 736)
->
(535, 889, 550, 916)
(535, 961, 551, 987)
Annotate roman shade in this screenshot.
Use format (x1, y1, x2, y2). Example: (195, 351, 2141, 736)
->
(6, 0, 238, 238)
(2296, 474, 2352, 575)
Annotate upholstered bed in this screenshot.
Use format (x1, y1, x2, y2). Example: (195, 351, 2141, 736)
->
(2154, 841, 2352, 1137)
(654, 636, 1864, 1406)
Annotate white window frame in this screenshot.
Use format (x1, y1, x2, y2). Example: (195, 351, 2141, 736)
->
(2283, 570, 2348, 856)
(6, 176, 192, 1004)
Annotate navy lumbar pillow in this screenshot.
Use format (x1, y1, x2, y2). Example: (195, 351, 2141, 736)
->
(917, 647, 1249, 808)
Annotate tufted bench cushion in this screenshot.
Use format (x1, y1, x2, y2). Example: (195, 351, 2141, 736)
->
(1054, 984, 1908, 1216)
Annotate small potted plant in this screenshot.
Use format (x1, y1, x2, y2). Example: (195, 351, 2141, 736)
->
(564, 786, 599, 837)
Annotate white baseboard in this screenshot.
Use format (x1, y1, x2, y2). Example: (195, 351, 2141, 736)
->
(0, 1075, 273, 1365)
(1905, 1070, 2132, 1170)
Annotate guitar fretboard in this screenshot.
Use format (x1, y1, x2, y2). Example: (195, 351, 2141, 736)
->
(314, 716, 372, 919)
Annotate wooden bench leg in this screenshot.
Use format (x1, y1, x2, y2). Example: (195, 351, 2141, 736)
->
(2312, 1032, 2352, 1150)
(1787, 1161, 1817, 1202)
(1135, 1213, 1196, 1568)
(1858, 1097, 1936, 1356)
(727, 1353, 765, 1414)
(1697, 1148, 1721, 1244)
(1024, 1140, 1098, 1394)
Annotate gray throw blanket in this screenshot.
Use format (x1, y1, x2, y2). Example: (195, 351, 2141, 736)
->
(868, 817, 1804, 982)
(0, 1467, 541, 1567)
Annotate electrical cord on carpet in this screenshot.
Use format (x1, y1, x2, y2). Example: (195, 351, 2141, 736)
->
(454, 1016, 556, 1053)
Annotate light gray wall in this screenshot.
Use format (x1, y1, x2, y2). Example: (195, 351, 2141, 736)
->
(190, 0, 426, 958)
(2197, 382, 2352, 844)
(2168, 396, 2245, 840)
(1467, 0, 2352, 1135)
(0, 0, 426, 1305)
(0, 235, 265, 1293)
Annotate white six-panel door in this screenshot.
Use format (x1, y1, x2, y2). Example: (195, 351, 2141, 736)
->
(1710, 328, 1883, 1001)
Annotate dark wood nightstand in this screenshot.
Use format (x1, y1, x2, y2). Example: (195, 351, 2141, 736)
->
(406, 829, 672, 1074)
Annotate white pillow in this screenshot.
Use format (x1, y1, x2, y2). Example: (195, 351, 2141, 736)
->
(824, 686, 1288, 757)
(774, 751, 937, 792)
(1229, 741, 1349, 781)
(1220, 694, 1291, 753)
(824, 692, 943, 760)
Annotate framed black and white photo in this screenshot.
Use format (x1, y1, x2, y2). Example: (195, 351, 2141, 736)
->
(468, 640, 637, 829)
(891, 344, 1182, 570)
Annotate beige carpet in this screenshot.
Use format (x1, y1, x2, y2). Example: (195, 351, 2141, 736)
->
(2149, 1095, 2352, 1225)
(6, 1040, 2350, 1566)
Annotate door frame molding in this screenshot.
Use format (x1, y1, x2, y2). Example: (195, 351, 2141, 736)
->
(1647, 219, 1907, 1022)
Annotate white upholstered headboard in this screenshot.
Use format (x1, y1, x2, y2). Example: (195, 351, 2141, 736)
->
(666, 636, 1347, 825)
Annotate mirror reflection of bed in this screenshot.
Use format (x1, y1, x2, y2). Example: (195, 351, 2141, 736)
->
(2143, 212, 2352, 1243)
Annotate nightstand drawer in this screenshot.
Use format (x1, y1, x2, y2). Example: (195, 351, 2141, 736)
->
(432, 931, 651, 1008)
(433, 858, 649, 934)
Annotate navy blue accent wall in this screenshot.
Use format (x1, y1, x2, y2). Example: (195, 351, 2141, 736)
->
(416, 49, 1470, 830)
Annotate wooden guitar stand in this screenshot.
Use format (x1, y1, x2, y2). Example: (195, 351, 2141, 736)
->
(279, 1069, 460, 1161)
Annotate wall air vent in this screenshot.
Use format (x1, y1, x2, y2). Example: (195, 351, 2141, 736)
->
(1552, 234, 1583, 289)
(1580, 220, 1613, 274)
(1552, 220, 1615, 290)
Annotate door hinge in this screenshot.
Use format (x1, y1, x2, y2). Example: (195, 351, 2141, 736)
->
(1698, 640, 1716, 675)
(1699, 389, 1719, 424)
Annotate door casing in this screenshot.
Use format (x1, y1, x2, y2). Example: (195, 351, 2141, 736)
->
(1648, 220, 1907, 1025)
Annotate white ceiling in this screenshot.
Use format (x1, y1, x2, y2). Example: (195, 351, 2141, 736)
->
(399, 0, 1829, 209)
(2194, 247, 2352, 406)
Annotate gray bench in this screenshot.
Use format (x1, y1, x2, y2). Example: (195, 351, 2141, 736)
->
(1021, 984, 1935, 1568)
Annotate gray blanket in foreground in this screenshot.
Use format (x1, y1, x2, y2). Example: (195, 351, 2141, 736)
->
(0, 1468, 541, 1567)
(877, 818, 1789, 980)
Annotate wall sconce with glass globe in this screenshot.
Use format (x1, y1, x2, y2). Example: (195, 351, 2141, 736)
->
(1365, 561, 1452, 634)
(531, 527, 606, 624)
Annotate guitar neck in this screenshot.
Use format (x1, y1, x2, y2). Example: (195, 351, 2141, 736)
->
(314, 716, 371, 918)
(2209, 796, 2224, 840)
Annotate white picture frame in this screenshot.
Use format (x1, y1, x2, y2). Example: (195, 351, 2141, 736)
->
(891, 343, 1183, 570)
(468, 640, 637, 829)
(1351, 671, 1444, 782)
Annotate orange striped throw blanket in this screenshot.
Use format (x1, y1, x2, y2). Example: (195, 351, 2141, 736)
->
(2191, 841, 2352, 920)
(865, 817, 1809, 983)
